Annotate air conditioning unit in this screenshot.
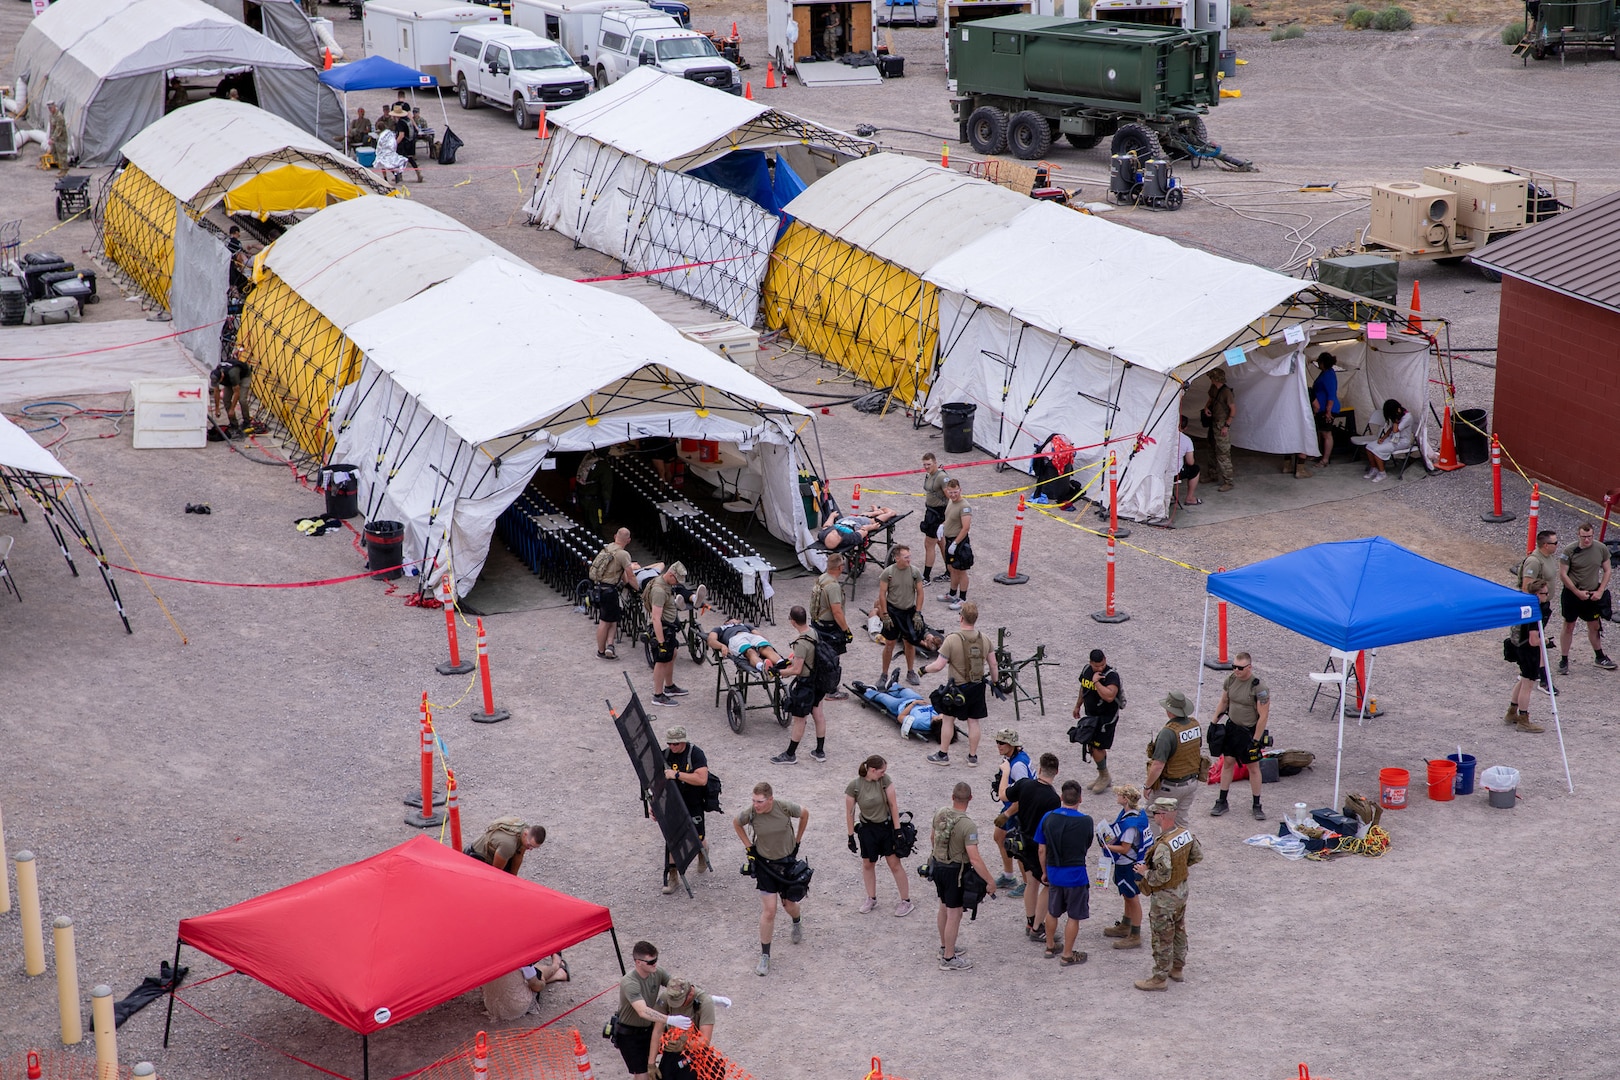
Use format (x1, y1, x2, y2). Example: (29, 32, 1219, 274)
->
(1422, 165, 1529, 237)
(1368, 182, 1456, 254)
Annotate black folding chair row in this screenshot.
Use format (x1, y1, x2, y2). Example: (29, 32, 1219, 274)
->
(495, 492, 598, 596)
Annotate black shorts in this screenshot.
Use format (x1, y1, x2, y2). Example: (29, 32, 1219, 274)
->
(946, 538, 974, 571)
(1176, 462, 1200, 482)
(1223, 722, 1262, 765)
(855, 820, 895, 861)
(959, 679, 988, 720)
(1314, 410, 1336, 433)
(1561, 589, 1605, 624)
(596, 583, 623, 623)
(1515, 634, 1543, 680)
(885, 605, 923, 646)
(1047, 883, 1091, 922)
(615, 1023, 654, 1076)
(651, 627, 679, 664)
(1016, 840, 1043, 878)
(933, 861, 969, 908)
(922, 505, 946, 540)
(1086, 715, 1119, 751)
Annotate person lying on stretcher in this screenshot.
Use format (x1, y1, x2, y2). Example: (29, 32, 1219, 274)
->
(634, 564, 708, 610)
(707, 620, 791, 673)
(848, 680, 943, 740)
(816, 505, 901, 551)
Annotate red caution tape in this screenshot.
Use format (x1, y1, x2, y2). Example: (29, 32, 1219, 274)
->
(104, 560, 421, 589)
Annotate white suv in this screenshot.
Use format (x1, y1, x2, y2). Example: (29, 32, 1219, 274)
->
(449, 25, 594, 128)
(595, 11, 741, 93)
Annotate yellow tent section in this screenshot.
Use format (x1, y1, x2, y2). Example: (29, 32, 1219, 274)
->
(764, 222, 939, 407)
(223, 166, 370, 219)
(99, 99, 391, 310)
(761, 154, 1030, 409)
(239, 196, 525, 469)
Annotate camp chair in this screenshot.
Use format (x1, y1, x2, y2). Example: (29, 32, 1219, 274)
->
(1308, 648, 1358, 714)
(0, 535, 18, 601)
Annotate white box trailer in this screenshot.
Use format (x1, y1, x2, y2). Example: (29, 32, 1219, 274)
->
(766, 0, 880, 83)
(512, 0, 651, 68)
(365, 0, 504, 84)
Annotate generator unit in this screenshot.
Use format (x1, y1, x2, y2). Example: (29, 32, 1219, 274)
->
(1421, 165, 1528, 238)
(1367, 182, 1456, 254)
(1109, 152, 1182, 209)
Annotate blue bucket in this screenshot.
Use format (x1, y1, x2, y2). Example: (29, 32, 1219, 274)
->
(1446, 752, 1477, 796)
(356, 147, 377, 168)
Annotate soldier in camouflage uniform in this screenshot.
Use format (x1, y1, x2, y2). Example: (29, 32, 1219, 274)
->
(1133, 797, 1203, 991)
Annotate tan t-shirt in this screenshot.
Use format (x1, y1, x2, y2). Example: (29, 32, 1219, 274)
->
(1561, 541, 1611, 592)
(592, 543, 632, 584)
(644, 576, 675, 621)
(1520, 550, 1559, 599)
(922, 469, 947, 508)
(943, 498, 970, 540)
(617, 966, 670, 1028)
(845, 774, 893, 824)
(736, 799, 803, 860)
(811, 573, 843, 622)
(941, 629, 990, 683)
(877, 563, 922, 610)
(790, 629, 818, 674)
(1222, 672, 1270, 728)
(931, 806, 978, 864)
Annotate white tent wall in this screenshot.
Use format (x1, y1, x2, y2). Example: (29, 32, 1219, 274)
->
(925, 295, 1183, 521)
(252, 0, 325, 67)
(171, 207, 232, 369)
(258, 68, 346, 151)
(1319, 334, 1432, 443)
(1203, 341, 1317, 456)
(528, 132, 777, 325)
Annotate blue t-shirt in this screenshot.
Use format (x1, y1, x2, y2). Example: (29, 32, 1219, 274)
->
(1034, 807, 1092, 888)
(1312, 369, 1339, 415)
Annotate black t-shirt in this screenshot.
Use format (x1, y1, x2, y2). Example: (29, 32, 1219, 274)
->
(1008, 776, 1061, 839)
(1038, 809, 1094, 868)
(664, 744, 709, 814)
(1080, 666, 1121, 722)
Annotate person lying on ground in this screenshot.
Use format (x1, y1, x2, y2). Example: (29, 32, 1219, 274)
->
(481, 954, 569, 1021)
(849, 680, 944, 739)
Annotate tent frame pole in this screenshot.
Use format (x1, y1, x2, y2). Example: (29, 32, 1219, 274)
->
(1539, 635, 1574, 792)
(363, 1034, 369, 1080)
(609, 925, 627, 975)
(1333, 677, 1348, 808)
(1193, 595, 1210, 719)
(162, 937, 183, 1047)
(1356, 652, 1376, 727)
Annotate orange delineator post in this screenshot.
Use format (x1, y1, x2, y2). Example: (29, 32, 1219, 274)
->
(473, 1031, 489, 1079)
(438, 577, 475, 675)
(1205, 567, 1234, 669)
(471, 618, 511, 723)
(536, 104, 548, 140)
(1402, 280, 1423, 335)
(1526, 482, 1540, 554)
(1092, 452, 1130, 622)
(1481, 433, 1515, 523)
(994, 494, 1030, 585)
(572, 1030, 596, 1080)
(446, 769, 462, 851)
(406, 707, 445, 827)
(1434, 404, 1462, 471)
(852, 482, 861, 515)
(1104, 450, 1130, 538)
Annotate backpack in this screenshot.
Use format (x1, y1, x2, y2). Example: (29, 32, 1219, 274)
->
(893, 811, 919, 858)
(946, 630, 990, 682)
(588, 545, 617, 583)
(468, 817, 526, 861)
(931, 807, 968, 862)
(795, 630, 841, 695)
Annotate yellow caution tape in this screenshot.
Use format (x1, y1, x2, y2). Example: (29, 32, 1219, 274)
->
(862, 459, 1108, 502)
(1032, 505, 1214, 576)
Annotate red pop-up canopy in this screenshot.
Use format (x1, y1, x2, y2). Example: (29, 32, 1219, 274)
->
(175, 835, 615, 1036)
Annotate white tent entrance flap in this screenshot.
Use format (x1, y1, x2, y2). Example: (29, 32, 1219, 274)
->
(525, 69, 867, 325)
(328, 257, 812, 596)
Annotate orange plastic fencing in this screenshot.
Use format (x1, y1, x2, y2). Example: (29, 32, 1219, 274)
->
(654, 1029, 756, 1080)
(0, 1050, 136, 1080)
(406, 1027, 583, 1080)
(861, 1057, 911, 1080)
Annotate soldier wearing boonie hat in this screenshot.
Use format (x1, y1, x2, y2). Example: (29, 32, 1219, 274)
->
(647, 563, 692, 708)
(649, 978, 724, 1080)
(990, 728, 1033, 893)
(662, 725, 712, 894)
(1144, 690, 1203, 828)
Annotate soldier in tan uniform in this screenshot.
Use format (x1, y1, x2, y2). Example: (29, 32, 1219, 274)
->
(1507, 530, 1560, 732)
(923, 601, 998, 767)
(936, 478, 974, 609)
(1134, 798, 1203, 991)
(644, 562, 692, 708)
(589, 528, 637, 660)
(930, 781, 998, 970)
(919, 452, 949, 583)
(810, 553, 851, 701)
(1143, 690, 1203, 827)
(1209, 652, 1270, 821)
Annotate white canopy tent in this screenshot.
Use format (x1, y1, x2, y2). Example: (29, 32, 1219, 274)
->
(920, 202, 1398, 520)
(329, 257, 814, 595)
(13, 0, 343, 167)
(525, 68, 866, 324)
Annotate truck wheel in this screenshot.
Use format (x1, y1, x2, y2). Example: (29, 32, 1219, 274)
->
(1064, 134, 1101, 149)
(458, 76, 478, 110)
(966, 106, 1008, 155)
(595, 65, 611, 90)
(1111, 122, 1164, 161)
(1007, 111, 1052, 160)
(513, 96, 533, 129)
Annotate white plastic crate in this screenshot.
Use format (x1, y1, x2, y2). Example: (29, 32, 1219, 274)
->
(131, 377, 208, 449)
(678, 321, 760, 371)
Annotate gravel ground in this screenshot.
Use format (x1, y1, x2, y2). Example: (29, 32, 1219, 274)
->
(3, 6, 1618, 1080)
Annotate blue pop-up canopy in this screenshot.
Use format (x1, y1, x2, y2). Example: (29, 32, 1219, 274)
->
(318, 55, 438, 92)
(1200, 537, 1569, 800)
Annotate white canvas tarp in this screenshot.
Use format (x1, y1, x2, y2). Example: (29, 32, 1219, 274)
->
(0, 414, 75, 480)
(921, 202, 1311, 520)
(14, 0, 343, 167)
(329, 257, 813, 593)
(526, 68, 865, 324)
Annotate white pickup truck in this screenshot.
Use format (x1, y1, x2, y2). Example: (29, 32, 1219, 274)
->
(448, 24, 595, 128)
(593, 9, 742, 93)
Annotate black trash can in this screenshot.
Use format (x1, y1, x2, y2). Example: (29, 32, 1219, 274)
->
(364, 520, 405, 580)
(940, 402, 977, 454)
(1454, 408, 1489, 466)
(321, 463, 361, 519)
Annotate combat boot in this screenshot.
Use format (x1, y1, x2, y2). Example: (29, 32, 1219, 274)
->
(1504, 703, 1521, 726)
(1088, 769, 1112, 794)
(1113, 928, 1142, 950)
(1134, 974, 1169, 991)
(1514, 714, 1545, 733)
(1103, 918, 1131, 939)
(1168, 965, 1185, 982)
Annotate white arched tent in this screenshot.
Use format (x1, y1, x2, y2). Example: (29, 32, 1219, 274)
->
(329, 257, 814, 595)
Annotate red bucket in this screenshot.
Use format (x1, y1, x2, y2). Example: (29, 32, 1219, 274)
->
(1426, 759, 1457, 802)
(1379, 767, 1409, 809)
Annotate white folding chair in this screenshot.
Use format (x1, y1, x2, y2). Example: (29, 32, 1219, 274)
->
(1308, 648, 1357, 713)
(0, 535, 18, 602)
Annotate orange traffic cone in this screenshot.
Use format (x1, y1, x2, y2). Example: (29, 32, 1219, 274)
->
(536, 104, 548, 139)
(1434, 404, 1462, 471)
(323, 47, 333, 71)
(765, 60, 777, 89)
(1401, 280, 1424, 335)
(744, 81, 753, 100)
(731, 20, 738, 38)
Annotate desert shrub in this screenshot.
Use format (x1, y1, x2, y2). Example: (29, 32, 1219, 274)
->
(1343, 4, 1368, 18)
(1231, 4, 1254, 25)
(1271, 23, 1306, 38)
(1373, 5, 1414, 30)
(1349, 8, 1376, 27)
(1499, 21, 1525, 44)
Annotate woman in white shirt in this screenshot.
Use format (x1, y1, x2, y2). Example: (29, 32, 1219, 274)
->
(1363, 398, 1414, 483)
